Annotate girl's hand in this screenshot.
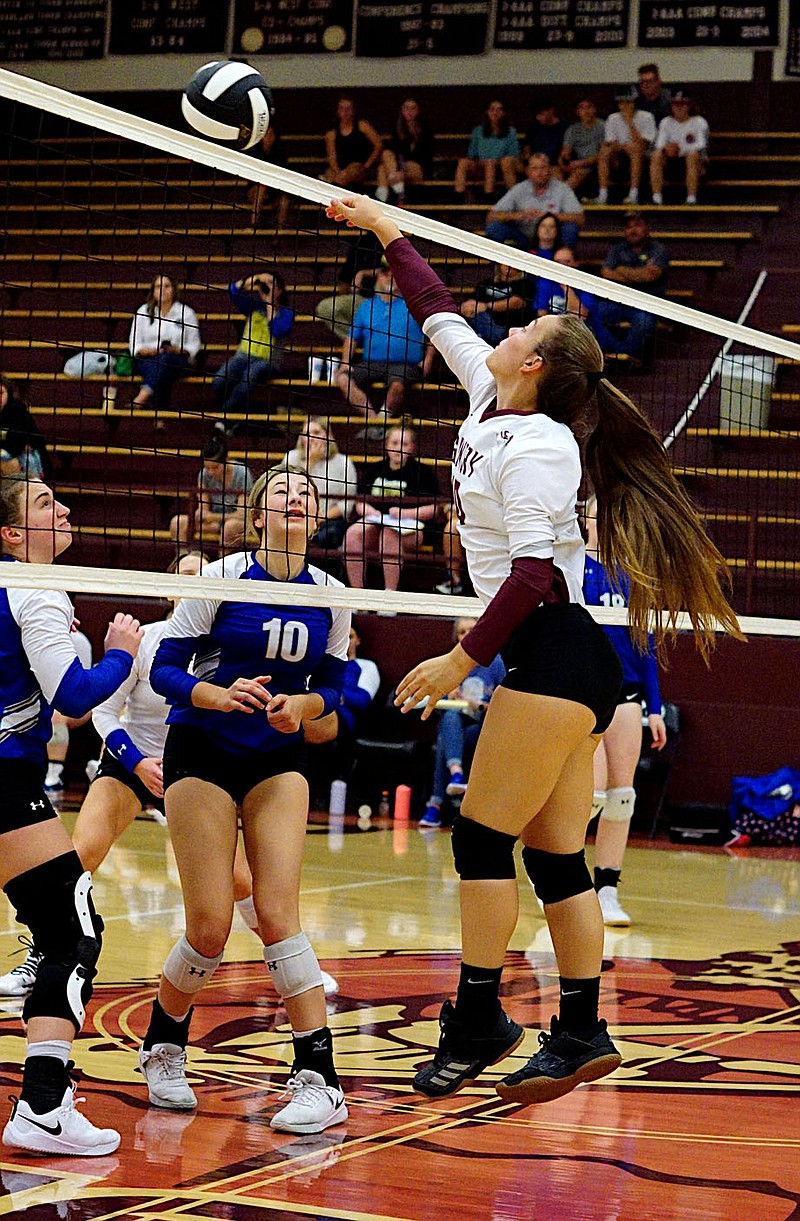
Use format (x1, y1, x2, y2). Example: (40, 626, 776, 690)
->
(266, 692, 310, 734)
(395, 648, 474, 721)
(194, 675, 272, 713)
(105, 613, 144, 658)
(133, 756, 164, 798)
(648, 713, 668, 751)
(326, 193, 384, 229)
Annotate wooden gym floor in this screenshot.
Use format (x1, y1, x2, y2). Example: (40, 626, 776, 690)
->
(0, 811, 799, 1220)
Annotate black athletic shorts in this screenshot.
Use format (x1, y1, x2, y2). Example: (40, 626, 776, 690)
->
(501, 602, 623, 734)
(93, 751, 165, 814)
(162, 723, 307, 806)
(618, 681, 644, 707)
(0, 759, 59, 835)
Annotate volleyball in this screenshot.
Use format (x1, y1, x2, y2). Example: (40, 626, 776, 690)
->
(181, 61, 273, 152)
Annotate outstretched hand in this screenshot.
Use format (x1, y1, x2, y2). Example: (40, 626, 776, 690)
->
(325, 194, 403, 246)
(395, 647, 475, 721)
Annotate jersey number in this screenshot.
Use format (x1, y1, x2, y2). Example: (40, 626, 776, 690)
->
(452, 478, 466, 526)
(599, 591, 627, 608)
(262, 618, 309, 662)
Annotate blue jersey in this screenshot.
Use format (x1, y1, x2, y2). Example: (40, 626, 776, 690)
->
(150, 552, 350, 756)
(0, 558, 133, 765)
(583, 554, 662, 715)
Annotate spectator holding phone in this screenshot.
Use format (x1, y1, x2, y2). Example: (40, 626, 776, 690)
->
(213, 269, 294, 418)
(130, 274, 202, 411)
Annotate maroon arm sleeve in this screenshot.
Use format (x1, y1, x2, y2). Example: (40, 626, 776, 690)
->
(460, 557, 570, 666)
(383, 236, 459, 328)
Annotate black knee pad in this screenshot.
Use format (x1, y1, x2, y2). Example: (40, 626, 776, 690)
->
(521, 847, 593, 905)
(451, 814, 517, 881)
(4, 851, 103, 1031)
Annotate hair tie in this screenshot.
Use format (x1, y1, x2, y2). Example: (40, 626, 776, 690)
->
(586, 370, 603, 390)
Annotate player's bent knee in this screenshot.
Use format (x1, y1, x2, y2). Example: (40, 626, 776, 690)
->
(521, 847, 593, 905)
(263, 932, 323, 999)
(163, 934, 223, 994)
(451, 814, 517, 881)
(600, 786, 636, 823)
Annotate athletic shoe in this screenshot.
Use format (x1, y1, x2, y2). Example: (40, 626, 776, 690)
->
(43, 765, 64, 792)
(413, 999, 524, 1098)
(496, 1016, 621, 1105)
(445, 770, 466, 797)
(138, 1043, 197, 1110)
(2, 1083, 120, 1156)
(270, 1070, 348, 1134)
(434, 577, 464, 596)
(321, 970, 339, 996)
(139, 805, 167, 826)
(0, 937, 43, 997)
(85, 758, 100, 783)
(597, 885, 631, 927)
(418, 804, 442, 829)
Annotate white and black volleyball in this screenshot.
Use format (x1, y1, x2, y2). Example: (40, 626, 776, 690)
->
(181, 61, 273, 152)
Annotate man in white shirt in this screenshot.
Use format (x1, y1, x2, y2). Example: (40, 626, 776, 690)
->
(650, 89, 709, 205)
(486, 154, 584, 251)
(595, 87, 657, 206)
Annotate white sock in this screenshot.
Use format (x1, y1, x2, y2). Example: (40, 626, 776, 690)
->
(627, 187, 638, 202)
(686, 194, 697, 204)
(652, 192, 663, 205)
(375, 185, 390, 202)
(45, 762, 63, 783)
(596, 188, 608, 203)
(26, 1040, 71, 1065)
(235, 895, 259, 932)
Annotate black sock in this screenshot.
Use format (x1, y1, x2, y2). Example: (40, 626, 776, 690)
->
(558, 976, 601, 1034)
(20, 1056, 70, 1114)
(454, 962, 503, 1031)
(292, 1026, 339, 1089)
(595, 867, 621, 891)
(143, 997, 193, 1051)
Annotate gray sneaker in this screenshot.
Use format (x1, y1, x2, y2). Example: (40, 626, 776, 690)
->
(138, 1043, 197, 1110)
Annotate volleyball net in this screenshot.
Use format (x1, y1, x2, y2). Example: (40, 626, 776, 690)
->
(1, 68, 800, 633)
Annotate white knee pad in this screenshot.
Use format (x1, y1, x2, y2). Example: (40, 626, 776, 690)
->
(263, 932, 323, 1000)
(50, 720, 69, 747)
(600, 786, 636, 823)
(163, 934, 223, 994)
(592, 790, 607, 820)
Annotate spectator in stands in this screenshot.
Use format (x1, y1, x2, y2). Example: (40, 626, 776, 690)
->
(376, 98, 434, 205)
(320, 96, 383, 190)
(459, 261, 534, 346)
(247, 125, 290, 228)
(129, 275, 202, 411)
(343, 423, 439, 591)
(591, 211, 669, 362)
(650, 89, 709, 206)
(558, 97, 605, 197)
(523, 96, 568, 167)
(283, 415, 358, 549)
(634, 62, 672, 123)
(454, 100, 520, 203)
(336, 259, 433, 434)
(0, 374, 50, 480)
(304, 620, 381, 779)
(531, 212, 562, 259)
(212, 269, 294, 418)
(535, 246, 595, 320)
(436, 507, 466, 597)
(418, 618, 505, 829)
(486, 153, 584, 251)
(595, 87, 657, 206)
(315, 231, 383, 347)
(170, 435, 253, 553)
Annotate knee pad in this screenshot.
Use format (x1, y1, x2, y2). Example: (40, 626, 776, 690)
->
(592, 790, 607, 820)
(451, 814, 517, 881)
(600, 786, 636, 823)
(163, 935, 223, 994)
(521, 847, 593, 906)
(263, 933, 323, 1000)
(4, 852, 103, 1031)
(50, 720, 69, 748)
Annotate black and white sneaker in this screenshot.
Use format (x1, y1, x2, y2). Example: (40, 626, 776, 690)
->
(2, 1082, 120, 1156)
(0, 936, 43, 998)
(496, 1016, 621, 1105)
(413, 999, 524, 1098)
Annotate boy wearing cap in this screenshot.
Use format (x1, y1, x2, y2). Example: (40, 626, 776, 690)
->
(650, 90, 709, 205)
(595, 88, 657, 205)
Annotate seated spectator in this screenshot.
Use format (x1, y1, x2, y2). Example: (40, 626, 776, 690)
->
(523, 96, 568, 167)
(376, 97, 434, 205)
(129, 274, 202, 411)
(304, 620, 381, 780)
(212, 269, 294, 418)
(336, 259, 433, 433)
(535, 246, 595, 320)
(315, 231, 384, 348)
(486, 153, 584, 251)
(454, 100, 520, 202)
(436, 505, 466, 597)
(591, 211, 668, 361)
(0, 374, 50, 479)
(247, 125, 290, 228)
(170, 435, 254, 553)
(320, 96, 383, 189)
(343, 423, 439, 591)
(634, 62, 673, 124)
(459, 260, 534, 345)
(283, 415, 358, 549)
(596, 86, 657, 205)
(650, 88, 709, 205)
(558, 97, 605, 196)
(418, 619, 505, 828)
(530, 211, 562, 259)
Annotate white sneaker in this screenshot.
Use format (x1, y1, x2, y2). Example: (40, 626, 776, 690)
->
(139, 805, 167, 826)
(270, 1070, 347, 1134)
(597, 885, 631, 927)
(321, 970, 339, 996)
(2, 1083, 120, 1156)
(0, 938, 43, 997)
(138, 1043, 197, 1110)
(44, 764, 64, 792)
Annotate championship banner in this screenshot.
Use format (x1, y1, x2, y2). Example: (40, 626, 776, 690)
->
(639, 1, 779, 47)
(234, 0, 354, 54)
(494, 0, 629, 50)
(356, 0, 490, 57)
(110, 0, 229, 54)
(0, 0, 107, 61)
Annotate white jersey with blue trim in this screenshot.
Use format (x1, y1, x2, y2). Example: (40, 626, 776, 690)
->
(153, 552, 350, 755)
(92, 619, 172, 760)
(422, 311, 585, 607)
